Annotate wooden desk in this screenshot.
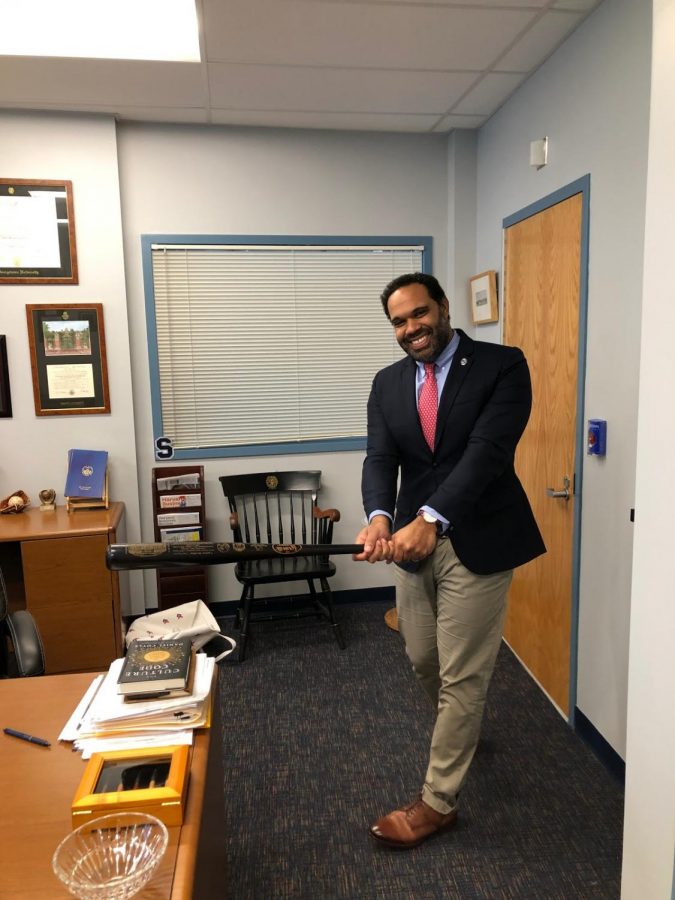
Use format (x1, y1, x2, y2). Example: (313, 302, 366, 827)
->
(0, 672, 225, 899)
(0, 503, 127, 673)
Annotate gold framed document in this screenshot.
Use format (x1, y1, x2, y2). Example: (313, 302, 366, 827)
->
(0, 179, 78, 284)
(469, 270, 499, 325)
(26, 303, 110, 416)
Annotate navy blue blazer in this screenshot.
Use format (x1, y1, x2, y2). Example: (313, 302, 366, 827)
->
(362, 329, 545, 575)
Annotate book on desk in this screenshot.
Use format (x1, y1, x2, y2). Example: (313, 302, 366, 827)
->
(64, 447, 109, 511)
(118, 636, 195, 699)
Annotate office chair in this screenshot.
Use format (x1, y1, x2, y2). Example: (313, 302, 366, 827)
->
(219, 471, 346, 661)
(0, 567, 45, 677)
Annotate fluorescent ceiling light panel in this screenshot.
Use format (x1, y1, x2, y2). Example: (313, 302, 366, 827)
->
(0, 0, 200, 62)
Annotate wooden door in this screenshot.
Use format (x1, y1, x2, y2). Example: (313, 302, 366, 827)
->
(503, 192, 583, 715)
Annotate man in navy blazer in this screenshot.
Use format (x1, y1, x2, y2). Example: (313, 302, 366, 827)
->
(355, 272, 545, 849)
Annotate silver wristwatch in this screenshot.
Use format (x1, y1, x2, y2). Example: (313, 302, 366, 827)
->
(417, 510, 442, 533)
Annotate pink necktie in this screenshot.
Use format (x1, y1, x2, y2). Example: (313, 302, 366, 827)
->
(419, 363, 438, 450)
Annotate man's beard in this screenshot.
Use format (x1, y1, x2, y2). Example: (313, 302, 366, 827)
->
(399, 317, 452, 362)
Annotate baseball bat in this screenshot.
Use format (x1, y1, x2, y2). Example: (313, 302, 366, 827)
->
(106, 541, 365, 571)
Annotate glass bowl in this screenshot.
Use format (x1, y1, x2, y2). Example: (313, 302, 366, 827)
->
(52, 812, 169, 899)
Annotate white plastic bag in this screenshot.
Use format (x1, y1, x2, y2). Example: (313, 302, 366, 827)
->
(125, 599, 236, 661)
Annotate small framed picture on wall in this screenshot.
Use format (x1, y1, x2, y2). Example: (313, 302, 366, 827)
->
(469, 270, 499, 325)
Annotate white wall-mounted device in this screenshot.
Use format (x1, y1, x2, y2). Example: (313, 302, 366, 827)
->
(529, 137, 549, 169)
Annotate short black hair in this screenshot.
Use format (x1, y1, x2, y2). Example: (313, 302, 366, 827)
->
(380, 272, 447, 318)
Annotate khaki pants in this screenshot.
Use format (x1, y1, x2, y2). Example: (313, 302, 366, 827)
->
(395, 537, 512, 816)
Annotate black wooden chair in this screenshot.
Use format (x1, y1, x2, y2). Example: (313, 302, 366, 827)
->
(0, 567, 45, 677)
(218, 471, 346, 661)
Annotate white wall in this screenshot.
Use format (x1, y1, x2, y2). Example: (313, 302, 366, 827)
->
(447, 129, 477, 333)
(115, 124, 449, 606)
(622, 1, 675, 895)
(474, 0, 651, 758)
(0, 110, 144, 611)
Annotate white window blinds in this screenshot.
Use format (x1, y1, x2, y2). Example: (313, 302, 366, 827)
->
(149, 242, 424, 454)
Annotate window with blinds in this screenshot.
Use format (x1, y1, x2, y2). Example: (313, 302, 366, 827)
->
(144, 237, 429, 458)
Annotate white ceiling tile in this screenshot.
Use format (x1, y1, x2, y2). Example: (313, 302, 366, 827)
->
(452, 72, 528, 115)
(0, 57, 205, 107)
(0, 1, 603, 133)
(497, 10, 586, 72)
(432, 113, 488, 132)
(203, 0, 536, 70)
(208, 63, 476, 114)
(210, 107, 440, 132)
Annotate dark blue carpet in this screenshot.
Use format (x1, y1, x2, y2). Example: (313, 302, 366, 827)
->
(214, 601, 623, 899)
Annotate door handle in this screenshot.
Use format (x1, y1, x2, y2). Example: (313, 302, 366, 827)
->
(546, 475, 571, 501)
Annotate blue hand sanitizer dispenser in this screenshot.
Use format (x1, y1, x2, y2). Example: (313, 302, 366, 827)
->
(587, 419, 607, 456)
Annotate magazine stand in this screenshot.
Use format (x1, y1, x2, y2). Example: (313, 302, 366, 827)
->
(151, 465, 208, 610)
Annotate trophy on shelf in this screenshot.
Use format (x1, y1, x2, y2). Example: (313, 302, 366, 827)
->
(39, 488, 56, 512)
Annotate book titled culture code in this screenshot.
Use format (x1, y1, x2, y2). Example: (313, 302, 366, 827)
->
(117, 636, 194, 697)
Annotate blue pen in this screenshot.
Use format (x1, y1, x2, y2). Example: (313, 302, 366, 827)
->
(3, 727, 51, 747)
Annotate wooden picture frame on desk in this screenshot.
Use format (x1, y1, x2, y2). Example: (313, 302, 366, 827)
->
(26, 303, 110, 416)
(72, 745, 190, 828)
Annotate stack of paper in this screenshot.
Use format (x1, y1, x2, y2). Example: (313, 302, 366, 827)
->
(59, 653, 215, 757)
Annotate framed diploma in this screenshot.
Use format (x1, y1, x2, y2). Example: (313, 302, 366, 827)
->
(0, 179, 78, 284)
(469, 270, 499, 325)
(26, 304, 111, 416)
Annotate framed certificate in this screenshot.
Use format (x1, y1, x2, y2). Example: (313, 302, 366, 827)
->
(26, 304, 110, 415)
(0, 179, 78, 284)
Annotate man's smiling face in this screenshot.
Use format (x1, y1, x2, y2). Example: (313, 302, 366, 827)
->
(386, 283, 452, 362)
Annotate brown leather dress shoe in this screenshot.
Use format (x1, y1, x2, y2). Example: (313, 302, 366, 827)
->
(370, 797, 458, 849)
